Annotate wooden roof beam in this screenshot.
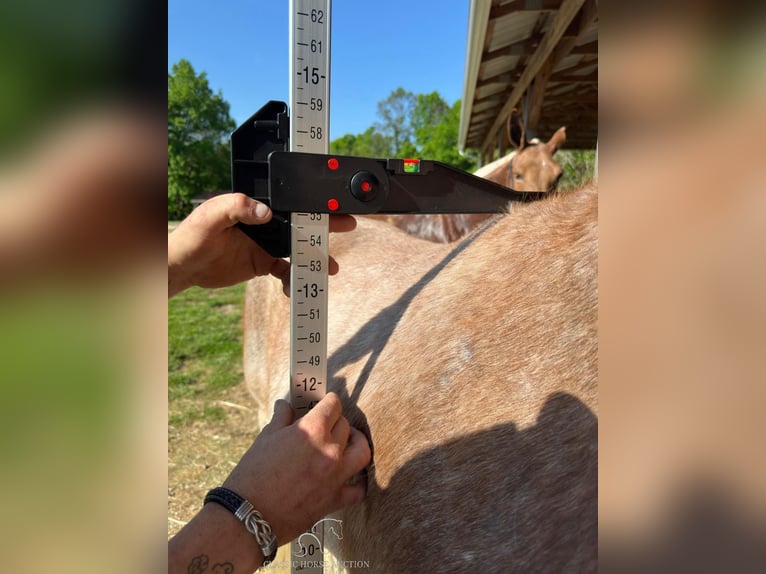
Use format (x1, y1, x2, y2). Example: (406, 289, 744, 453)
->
(480, 0, 587, 154)
(549, 70, 598, 83)
(476, 42, 596, 98)
(570, 39, 598, 55)
(522, 0, 597, 134)
(476, 72, 519, 90)
(526, 53, 556, 129)
(481, 37, 541, 66)
(555, 55, 598, 75)
(490, 0, 562, 20)
(551, 0, 598, 68)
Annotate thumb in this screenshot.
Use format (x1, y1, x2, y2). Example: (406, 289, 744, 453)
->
(235, 196, 272, 225)
(262, 399, 294, 433)
(194, 193, 272, 232)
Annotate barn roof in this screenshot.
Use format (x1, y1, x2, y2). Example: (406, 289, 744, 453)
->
(459, 0, 598, 160)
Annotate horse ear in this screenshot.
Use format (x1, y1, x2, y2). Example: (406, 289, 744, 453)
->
(507, 109, 525, 151)
(546, 127, 566, 154)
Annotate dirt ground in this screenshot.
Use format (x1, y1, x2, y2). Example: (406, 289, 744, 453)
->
(167, 380, 260, 538)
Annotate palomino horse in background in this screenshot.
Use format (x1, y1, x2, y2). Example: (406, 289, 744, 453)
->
(243, 179, 597, 572)
(370, 122, 567, 243)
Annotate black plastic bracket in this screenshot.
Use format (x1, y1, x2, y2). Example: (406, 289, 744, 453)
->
(231, 101, 291, 256)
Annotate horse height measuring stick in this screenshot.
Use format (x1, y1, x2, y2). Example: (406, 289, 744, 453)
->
(289, 0, 331, 572)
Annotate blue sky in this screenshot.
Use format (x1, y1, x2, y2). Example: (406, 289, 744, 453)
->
(168, 0, 471, 139)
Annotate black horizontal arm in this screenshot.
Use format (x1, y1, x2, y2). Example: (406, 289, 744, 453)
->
(230, 100, 545, 257)
(266, 152, 545, 214)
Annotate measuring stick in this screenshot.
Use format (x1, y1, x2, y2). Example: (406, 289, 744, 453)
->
(289, 0, 331, 571)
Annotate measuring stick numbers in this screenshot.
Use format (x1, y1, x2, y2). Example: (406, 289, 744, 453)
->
(289, 0, 331, 572)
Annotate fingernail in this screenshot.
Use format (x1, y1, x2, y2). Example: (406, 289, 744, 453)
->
(254, 202, 271, 219)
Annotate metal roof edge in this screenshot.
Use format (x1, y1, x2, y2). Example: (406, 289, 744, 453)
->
(459, 0, 491, 154)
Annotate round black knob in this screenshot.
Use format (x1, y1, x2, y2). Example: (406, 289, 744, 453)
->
(350, 171, 379, 202)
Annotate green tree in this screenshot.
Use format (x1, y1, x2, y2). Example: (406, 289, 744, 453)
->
(329, 133, 360, 156)
(357, 127, 394, 158)
(556, 149, 597, 191)
(418, 99, 476, 172)
(330, 90, 477, 170)
(375, 87, 415, 156)
(168, 59, 235, 220)
(411, 91, 450, 149)
(330, 127, 391, 158)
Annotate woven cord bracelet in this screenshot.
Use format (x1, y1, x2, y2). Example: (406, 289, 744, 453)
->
(204, 487, 278, 564)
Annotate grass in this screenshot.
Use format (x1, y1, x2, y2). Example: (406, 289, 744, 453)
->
(169, 284, 246, 420)
(168, 281, 263, 538)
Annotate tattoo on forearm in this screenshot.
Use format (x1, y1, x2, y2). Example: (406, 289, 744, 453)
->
(186, 555, 234, 574)
(188, 554, 209, 574)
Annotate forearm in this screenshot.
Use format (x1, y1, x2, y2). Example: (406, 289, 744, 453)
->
(167, 261, 190, 297)
(167, 236, 192, 298)
(168, 503, 264, 574)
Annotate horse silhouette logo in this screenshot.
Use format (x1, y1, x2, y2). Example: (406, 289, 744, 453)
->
(294, 518, 344, 558)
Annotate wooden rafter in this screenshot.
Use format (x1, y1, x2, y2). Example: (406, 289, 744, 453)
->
(526, 52, 556, 129)
(480, 0, 587, 154)
(461, 0, 598, 152)
(489, 0, 562, 20)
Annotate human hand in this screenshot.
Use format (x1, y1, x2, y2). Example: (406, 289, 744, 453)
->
(167, 193, 356, 297)
(222, 393, 371, 546)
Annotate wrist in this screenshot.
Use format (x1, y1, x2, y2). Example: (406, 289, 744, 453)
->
(204, 487, 277, 566)
(222, 477, 291, 547)
(167, 237, 193, 297)
(167, 259, 191, 297)
(168, 503, 264, 574)
(203, 503, 266, 571)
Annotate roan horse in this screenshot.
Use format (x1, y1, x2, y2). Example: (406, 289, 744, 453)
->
(243, 181, 597, 572)
(370, 123, 567, 243)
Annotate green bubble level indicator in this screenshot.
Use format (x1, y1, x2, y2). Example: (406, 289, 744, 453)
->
(403, 158, 420, 173)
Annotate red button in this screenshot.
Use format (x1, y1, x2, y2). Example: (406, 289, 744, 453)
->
(327, 198, 339, 211)
(361, 181, 371, 192)
(327, 158, 339, 170)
